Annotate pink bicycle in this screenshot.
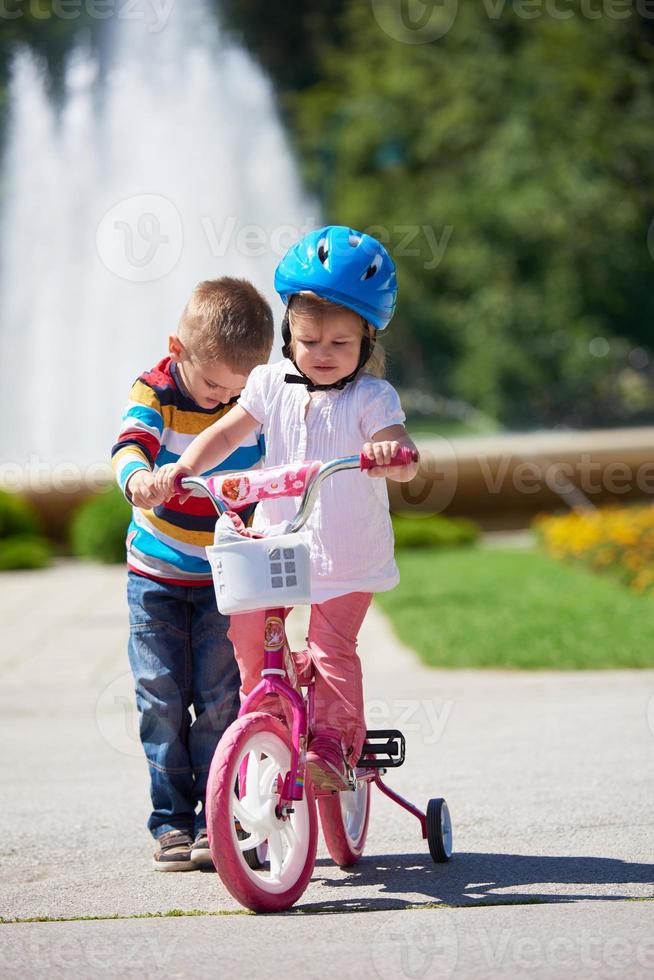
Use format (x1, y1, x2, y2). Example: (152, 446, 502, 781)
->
(178, 448, 452, 912)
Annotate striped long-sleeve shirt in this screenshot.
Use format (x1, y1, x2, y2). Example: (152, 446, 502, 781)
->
(111, 356, 263, 586)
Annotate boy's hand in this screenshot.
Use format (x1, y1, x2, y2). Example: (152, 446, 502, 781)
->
(127, 470, 168, 509)
(154, 462, 194, 502)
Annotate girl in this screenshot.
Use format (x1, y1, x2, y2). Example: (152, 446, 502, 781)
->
(156, 226, 418, 791)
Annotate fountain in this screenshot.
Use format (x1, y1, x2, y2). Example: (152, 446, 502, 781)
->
(0, 0, 316, 491)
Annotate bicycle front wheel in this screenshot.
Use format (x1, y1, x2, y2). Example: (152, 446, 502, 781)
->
(206, 712, 318, 912)
(318, 779, 371, 867)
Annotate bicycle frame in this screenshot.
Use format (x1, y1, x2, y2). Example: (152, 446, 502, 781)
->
(182, 456, 365, 807)
(180, 446, 429, 829)
(237, 604, 430, 826)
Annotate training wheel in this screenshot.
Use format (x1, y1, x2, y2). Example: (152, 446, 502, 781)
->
(426, 798, 452, 863)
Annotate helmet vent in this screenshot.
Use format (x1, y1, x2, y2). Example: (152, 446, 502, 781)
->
(362, 254, 382, 280)
(317, 237, 329, 265)
(348, 233, 361, 247)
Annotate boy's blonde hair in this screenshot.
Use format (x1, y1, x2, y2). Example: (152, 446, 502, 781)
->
(179, 277, 273, 374)
(288, 293, 386, 378)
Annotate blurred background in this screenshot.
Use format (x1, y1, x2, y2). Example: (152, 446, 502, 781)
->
(2, 0, 654, 453)
(1, 0, 654, 666)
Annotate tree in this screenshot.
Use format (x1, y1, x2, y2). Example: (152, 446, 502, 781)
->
(293, 4, 654, 427)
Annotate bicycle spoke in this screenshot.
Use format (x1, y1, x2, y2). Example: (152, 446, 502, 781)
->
(258, 756, 278, 795)
(267, 829, 284, 879)
(245, 750, 262, 808)
(236, 830, 268, 852)
(280, 820, 297, 850)
(233, 795, 259, 830)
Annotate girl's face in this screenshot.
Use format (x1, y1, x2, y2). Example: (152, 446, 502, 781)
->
(290, 307, 364, 387)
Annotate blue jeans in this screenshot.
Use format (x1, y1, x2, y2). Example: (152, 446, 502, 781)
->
(126, 571, 240, 839)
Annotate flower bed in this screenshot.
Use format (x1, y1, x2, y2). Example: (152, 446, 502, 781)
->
(535, 505, 654, 595)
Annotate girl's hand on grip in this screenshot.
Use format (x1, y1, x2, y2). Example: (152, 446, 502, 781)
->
(362, 439, 401, 477)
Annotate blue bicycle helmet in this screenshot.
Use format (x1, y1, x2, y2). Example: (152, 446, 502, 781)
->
(275, 226, 397, 331)
(275, 226, 398, 392)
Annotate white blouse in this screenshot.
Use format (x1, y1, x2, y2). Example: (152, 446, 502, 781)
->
(238, 360, 406, 603)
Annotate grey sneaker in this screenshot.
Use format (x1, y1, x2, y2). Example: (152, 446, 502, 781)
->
(153, 830, 194, 872)
(190, 831, 213, 868)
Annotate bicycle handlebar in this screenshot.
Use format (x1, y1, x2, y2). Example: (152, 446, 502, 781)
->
(176, 446, 419, 530)
(359, 446, 418, 470)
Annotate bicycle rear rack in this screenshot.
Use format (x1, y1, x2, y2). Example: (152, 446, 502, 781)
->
(357, 729, 405, 768)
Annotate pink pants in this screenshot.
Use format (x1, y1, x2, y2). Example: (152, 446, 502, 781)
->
(227, 592, 373, 765)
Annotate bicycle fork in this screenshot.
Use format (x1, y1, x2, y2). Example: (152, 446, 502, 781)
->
(238, 608, 308, 811)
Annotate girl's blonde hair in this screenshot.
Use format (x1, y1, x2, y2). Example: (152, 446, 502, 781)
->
(287, 293, 386, 378)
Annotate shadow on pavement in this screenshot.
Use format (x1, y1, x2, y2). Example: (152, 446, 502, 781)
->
(299, 851, 654, 912)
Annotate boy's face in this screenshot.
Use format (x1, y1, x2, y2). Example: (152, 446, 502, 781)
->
(291, 307, 364, 388)
(169, 336, 247, 409)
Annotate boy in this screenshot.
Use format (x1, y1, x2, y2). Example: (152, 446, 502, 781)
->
(111, 277, 273, 871)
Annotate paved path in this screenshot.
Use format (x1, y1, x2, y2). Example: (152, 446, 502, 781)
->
(1, 561, 652, 978)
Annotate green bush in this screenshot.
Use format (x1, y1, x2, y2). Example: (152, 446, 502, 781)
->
(391, 512, 479, 550)
(0, 490, 41, 538)
(70, 486, 131, 564)
(0, 535, 52, 570)
(0, 492, 51, 570)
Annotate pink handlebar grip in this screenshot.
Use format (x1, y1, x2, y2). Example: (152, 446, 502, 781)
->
(359, 446, 419, 470)
(173, 474, 187, 493)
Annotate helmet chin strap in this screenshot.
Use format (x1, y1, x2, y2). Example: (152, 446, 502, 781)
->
(281, 308, 375, 393)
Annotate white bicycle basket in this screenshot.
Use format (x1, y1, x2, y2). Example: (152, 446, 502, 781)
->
(206, 514, 311, 615)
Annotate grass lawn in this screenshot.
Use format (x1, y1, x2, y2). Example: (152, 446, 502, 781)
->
(375, 548, 654, 669)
